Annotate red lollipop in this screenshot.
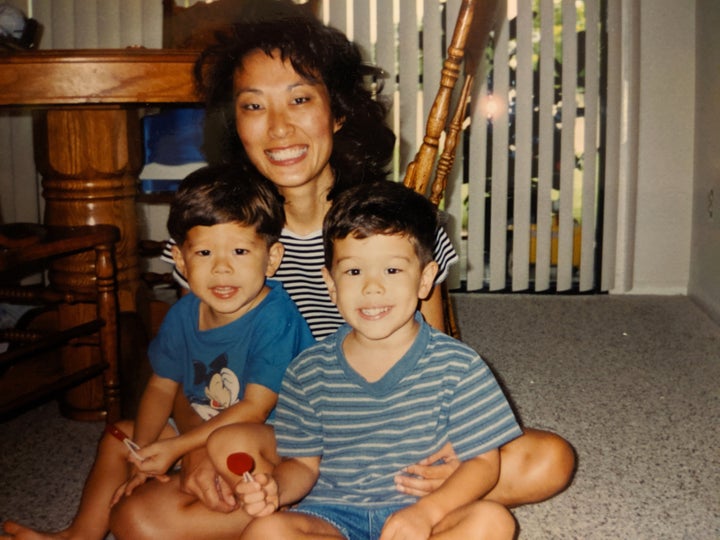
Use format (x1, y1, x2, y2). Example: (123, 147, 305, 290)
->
(226, 452, 254, 482)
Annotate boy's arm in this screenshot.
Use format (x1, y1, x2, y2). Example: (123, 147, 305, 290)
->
(171, 391, 237, 512)
(135, 383, 276, 475)
(383, 448, 501, 538)
(134, 373, 180, 447)
(238, 455, 320, 516)
(274, 455, 321, 507)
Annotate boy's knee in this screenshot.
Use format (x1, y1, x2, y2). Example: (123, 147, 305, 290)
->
(206, 424, 234, 467)
(475, 501, 516, 538)
(540, 430, 576, 486)
(109, 494, 161, 540)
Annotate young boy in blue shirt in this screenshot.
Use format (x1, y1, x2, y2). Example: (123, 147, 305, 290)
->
(210, 180, 521, 540)
(1, 164, 314, 540)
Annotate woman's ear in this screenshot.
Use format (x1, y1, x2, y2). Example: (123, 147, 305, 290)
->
(265, 241, 285, 277)
(418, 261, 439, 300)
(321, 266, 338, 304)
(333, 116, 345, 133)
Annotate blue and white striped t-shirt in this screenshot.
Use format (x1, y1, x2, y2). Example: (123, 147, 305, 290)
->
(273, 315, 522, 507)
(162, 226, 458, 340)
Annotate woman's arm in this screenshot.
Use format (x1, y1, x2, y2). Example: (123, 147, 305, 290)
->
(383, 449, 501, 538)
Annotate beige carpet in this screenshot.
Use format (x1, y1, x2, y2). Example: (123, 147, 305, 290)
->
(2, 294, 719, 539)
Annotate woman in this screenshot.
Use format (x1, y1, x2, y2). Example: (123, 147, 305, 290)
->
(111, 6, 574, 539)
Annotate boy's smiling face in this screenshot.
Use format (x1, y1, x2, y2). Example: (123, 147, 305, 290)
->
(173, 222, 283, 330)
(322, 233, 438, 344)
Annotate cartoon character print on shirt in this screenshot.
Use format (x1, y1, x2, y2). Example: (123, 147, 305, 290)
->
(190, 353, 241, 420)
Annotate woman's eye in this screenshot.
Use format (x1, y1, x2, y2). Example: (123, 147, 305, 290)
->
(292, 96, 310, 105)
(238, 102, 261, 111)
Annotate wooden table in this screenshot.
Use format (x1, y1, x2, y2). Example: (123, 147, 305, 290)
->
(0, 49, 202, 418)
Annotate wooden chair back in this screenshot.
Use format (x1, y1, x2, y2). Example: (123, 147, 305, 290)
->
(403, 0, 501, 338)
(0, 223, 121, 422)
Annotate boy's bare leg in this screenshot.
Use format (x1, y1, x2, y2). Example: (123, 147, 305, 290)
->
(110, 425, 279, 540)
(237, 501, 514, 540)
(431, 500, 516, 540)
(109, 476, 256, 540)
(486, 427, 576, 507)
(240, 512, 345, 540)
(1, 420, 176, 540)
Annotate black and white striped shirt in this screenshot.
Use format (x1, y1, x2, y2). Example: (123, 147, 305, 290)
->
(162, 227, 457, 340)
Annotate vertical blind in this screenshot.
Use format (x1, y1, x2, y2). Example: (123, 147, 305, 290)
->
(1, 0, 612, 294)
(324, 0, 609, 293)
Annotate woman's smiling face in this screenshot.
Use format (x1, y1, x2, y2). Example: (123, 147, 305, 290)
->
(233, 49, 341, 195)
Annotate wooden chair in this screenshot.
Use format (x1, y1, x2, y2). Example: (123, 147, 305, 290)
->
(0, 223, 121, 422)
(403, 0, 501, 339)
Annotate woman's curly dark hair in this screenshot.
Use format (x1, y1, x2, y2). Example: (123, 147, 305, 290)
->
(194, 1, 395, 200)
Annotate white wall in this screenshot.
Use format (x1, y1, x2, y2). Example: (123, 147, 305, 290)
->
(688, 0, 720, 322)
(622, 0, 695, 294)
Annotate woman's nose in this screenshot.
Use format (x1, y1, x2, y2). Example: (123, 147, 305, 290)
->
(268, 108, 293, 138)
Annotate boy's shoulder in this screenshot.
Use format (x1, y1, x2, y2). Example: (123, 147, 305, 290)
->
(164, 292, 199, 321)
(286, 326, 340, 369)
(261, 280, 307, 321)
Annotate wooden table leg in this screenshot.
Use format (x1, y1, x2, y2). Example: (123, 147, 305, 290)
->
(34, 107, 141, 420)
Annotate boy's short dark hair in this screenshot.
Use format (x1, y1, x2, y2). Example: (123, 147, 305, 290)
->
(323, 181, 437, 269)
(167, 163, 284, 246)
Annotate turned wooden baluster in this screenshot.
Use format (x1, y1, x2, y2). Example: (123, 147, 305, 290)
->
(403, 0, 501, 340)
(429, 75, 474, 206)
(95, 240, 121, 422)
(403, 0, 500, 202)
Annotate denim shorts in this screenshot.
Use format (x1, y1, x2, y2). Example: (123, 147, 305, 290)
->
(290, 503, 407, 540)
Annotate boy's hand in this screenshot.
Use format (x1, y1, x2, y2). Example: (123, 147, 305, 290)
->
(180, 448, 237, 512)
(394, 441, 459, 497)
(380, 505, 434, 540)
(235, 473, 278, 517)
(132, 438, 180, 476)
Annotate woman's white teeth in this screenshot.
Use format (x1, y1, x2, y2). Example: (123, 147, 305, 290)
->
(267, 147, 306, 161)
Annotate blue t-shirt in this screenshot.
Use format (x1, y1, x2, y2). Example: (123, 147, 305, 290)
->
(274, 314, 522, 506)
(149, 279, 314, 420)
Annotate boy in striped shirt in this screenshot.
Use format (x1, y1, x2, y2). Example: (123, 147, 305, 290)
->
(215, 181, 522, 540)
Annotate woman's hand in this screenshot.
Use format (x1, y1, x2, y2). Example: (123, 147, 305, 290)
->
(179, 446, 237, 512)
(110, 467, 168, 506)
(394, 442, 460, 497)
